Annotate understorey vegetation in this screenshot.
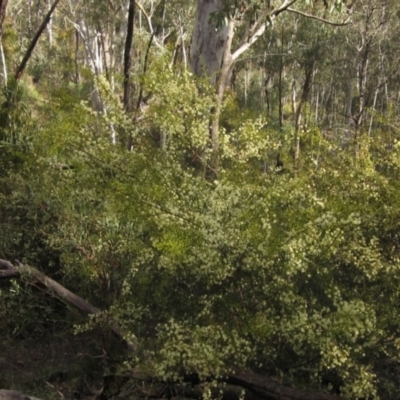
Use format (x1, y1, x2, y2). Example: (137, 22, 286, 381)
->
(1, 1, 400, 399)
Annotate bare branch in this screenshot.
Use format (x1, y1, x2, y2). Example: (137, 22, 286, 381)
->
(274, 0, 298, 15)
(232, 0, 299, 62)
(232, 23, 266, 61)
(232, 0, 349, 62)
(286, 7, 351, 26)
(15, 0, 62, 81)
(135, 0, 163, 49)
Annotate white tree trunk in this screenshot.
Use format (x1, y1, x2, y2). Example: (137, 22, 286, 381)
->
(0, 40, 7, 84)
(46, 0, 53, 45)
(190, 0, 232, 85)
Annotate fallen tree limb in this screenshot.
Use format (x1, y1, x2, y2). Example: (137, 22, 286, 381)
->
(0, 259, 136, 351)
(0, 390, 41, 400)
(101, 368, 341, 400)
(227, 369, 341, 400)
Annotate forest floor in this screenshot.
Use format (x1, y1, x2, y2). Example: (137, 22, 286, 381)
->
(0, 331, 108, 400)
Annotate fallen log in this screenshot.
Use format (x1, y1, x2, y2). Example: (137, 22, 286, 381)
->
(0, 259, 341, 400)
(99, 368, 341, 400)
(0, 258, 136, 351)
(227, 369, 341, 400)
(0, 390, 41, 400)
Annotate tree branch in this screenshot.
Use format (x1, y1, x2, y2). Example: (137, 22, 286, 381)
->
(232, 0, 299, 62)
(274, 0, 298, 15)
(232, 0, 349, 62)
(232, 23, 266, 61)
(14, 0, 62, 81)
(135, 0, 163, 49)
(286, 7, 351, 26)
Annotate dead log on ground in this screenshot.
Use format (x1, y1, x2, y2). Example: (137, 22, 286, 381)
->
(0, 258, 136, 351)
(0, 390, 41, 400)
(0, 259, 341, 400)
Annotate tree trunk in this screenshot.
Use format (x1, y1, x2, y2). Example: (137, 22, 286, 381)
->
(190, 0, 232, 85)
(190, 0, 234, 175)
(46, 0, 53, 45)
(15, 0, 62, 81)
(74, 28, 80, 83)
(0, 40, 7, 84)
(190, 1, 308, 175)
(294, 57, 315, 167)
(209, 19, 234, 174)
(123, 0, 135, 112)
(0, 0, 8, 38)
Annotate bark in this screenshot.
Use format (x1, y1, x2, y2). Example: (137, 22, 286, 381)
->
(209, 19, 234, 174)
(189, 0, 296, 175)
(294, 57, 316, 166)
(0, 259, 136, 351)
(0, 0, 11, 84)
(133, 33, 153, 149)
(74, 28, 80, 83)
(14, 0, 62, 81)
(100, 368, 341, 400)
(0, 0, 7, 37)
(0, 390, 41, 400)
(46, 0, 53, 45)
(190, 0, 235, 176)
(345, 75, 353, 128)
(227, 369, 340, 400)
(190, 0, 232, 85)
(123, 0, 135, 112)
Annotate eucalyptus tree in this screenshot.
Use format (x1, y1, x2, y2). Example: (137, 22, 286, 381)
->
(190, 0, 350, 172)
(0, 0, 8, 38)
(342, 1, 390, 136)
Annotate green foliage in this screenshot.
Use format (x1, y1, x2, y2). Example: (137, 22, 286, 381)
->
(3, 56, 400, 400)
(143, 58, 215, 153)
(2, 0, 400, 398)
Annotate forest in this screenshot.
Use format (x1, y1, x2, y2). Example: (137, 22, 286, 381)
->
(1, 0, 400, 399)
